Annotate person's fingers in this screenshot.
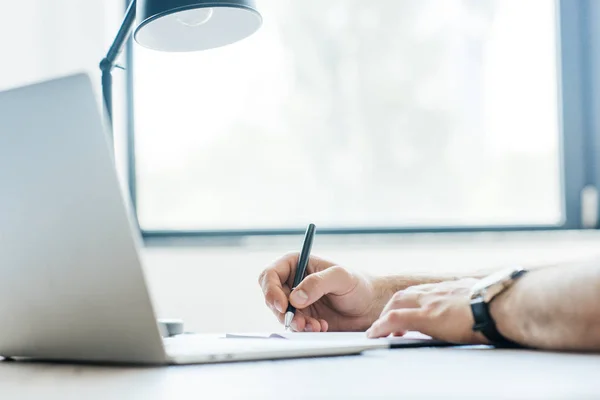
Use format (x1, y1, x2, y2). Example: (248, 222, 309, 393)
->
(259, 255, 298, 313)
(283, 254, 339, 287)
(266, 286, 291, 328)
(367, 309, 423, 338)
(320, 319, 329, 332)
(274, 311, 285, 325)
(259, 270, 289, 313)
(272, 253, 300, 286)
(290, 311, 308, 332)
(380, 290, 422, 317)
(304, 316, 322, 332)
(289, 266, 356, 309)
(282, 285, 291, 305)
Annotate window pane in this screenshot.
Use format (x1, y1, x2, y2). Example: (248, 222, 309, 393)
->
(134, 0, 561, 230)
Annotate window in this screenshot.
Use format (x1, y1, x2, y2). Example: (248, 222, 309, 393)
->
(132, 0, 573, 234)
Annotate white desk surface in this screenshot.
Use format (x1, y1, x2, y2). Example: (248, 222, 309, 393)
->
(1, 347, 599, 399)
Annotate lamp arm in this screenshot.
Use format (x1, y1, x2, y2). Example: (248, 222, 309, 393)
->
(99, 0, 137, 131)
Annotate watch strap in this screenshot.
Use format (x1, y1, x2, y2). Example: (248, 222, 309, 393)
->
(470, 268, 528, 348)
(470, 298, 522, 348)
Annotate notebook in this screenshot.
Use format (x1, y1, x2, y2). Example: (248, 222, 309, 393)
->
(225, 331, 453, 348)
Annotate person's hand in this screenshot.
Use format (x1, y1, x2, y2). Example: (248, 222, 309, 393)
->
(258, 253, 384, 332)
(366, 278, 489, 344)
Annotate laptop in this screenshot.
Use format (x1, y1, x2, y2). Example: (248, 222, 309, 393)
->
(0, 73, 407, 365)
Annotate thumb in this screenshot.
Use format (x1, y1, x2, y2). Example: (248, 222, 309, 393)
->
(289, 266, 356, 309)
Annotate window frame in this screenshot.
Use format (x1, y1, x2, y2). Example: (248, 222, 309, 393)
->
(123, 0, 599, 243)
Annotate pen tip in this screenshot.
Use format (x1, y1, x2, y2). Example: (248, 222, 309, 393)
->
(284, 312, 294, 330)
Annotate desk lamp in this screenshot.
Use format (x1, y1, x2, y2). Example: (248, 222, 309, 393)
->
(99, 0, 262, 336)
(100, 0, 262, 131)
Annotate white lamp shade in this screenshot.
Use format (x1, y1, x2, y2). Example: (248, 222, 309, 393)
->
(134, 0, 262, 52)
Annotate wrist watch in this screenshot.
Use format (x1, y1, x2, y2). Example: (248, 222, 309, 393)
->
(469, 267, 528, 347)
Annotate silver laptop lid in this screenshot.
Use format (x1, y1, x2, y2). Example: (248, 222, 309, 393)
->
(0, 73, 166, 364)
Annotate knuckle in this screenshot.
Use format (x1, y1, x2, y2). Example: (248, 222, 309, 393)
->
(386, 310, 402, 324)
(329, 265, 345, 275)
(450, 287, 467, 295)
(404, 284, 425, 292)
(392, 290, 407, 302)
(283, 251, 300, 262)
(387, 294, 404, 309)
(305, 273, 324, 290)
(422, 299, 444, 318)
(389, 300, 402, 310)
(431, 288, 448, 297)
(263, 288, 277, 302)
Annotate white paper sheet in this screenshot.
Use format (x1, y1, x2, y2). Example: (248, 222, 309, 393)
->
(224, 331, 439, 346)
(226, 331, 427, 339)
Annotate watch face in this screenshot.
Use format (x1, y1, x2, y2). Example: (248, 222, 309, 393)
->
(470, 267, 524, 302)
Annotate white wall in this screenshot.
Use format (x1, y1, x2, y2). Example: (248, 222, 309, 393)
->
(0, 1, 122, 92)
(0, 0, 129, 191)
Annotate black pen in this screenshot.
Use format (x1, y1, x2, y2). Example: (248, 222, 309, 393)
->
(284, 223, 316, 330)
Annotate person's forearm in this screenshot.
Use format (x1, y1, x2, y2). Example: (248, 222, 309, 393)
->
(378, 260, 568, 296)
(370, 272, 485, 315)
(377, 270, 494, 295)
(490, 260, 600, 351)
(369, 262, 575, 324)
